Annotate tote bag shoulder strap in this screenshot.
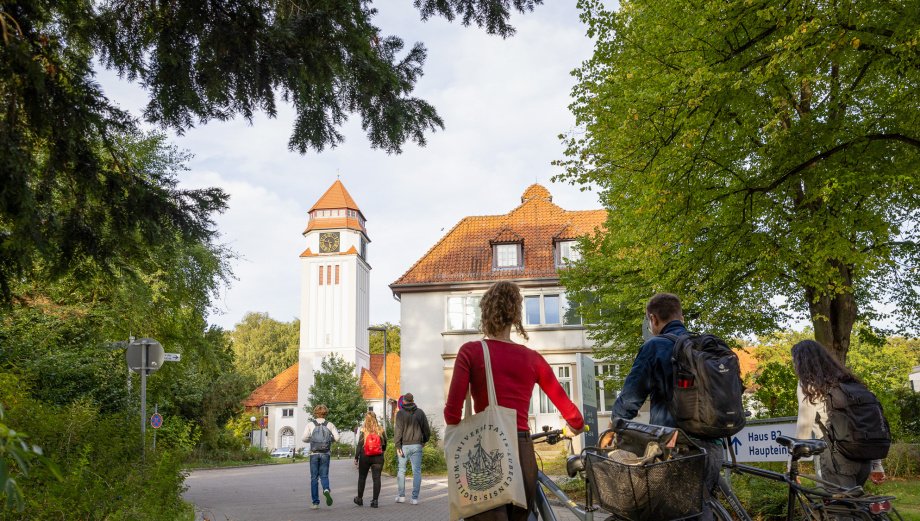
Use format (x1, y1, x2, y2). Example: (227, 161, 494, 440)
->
(480, 340, 499, 408)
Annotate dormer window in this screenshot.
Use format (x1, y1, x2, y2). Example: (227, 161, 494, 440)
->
(556, 240, 581, 266)
(494, 243, 522, 269)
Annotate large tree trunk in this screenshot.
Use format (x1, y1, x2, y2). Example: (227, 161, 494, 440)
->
(805, 262, 857, 363)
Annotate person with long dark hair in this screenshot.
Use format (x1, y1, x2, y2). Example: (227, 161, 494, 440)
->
(792, 340, 885, 488)
(444, 281, 585, 521)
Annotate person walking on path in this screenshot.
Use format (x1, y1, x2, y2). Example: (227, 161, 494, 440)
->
(612, 293, 724, 521)
(302, 404, 339, 509)
(444, 281, 584, 521)
(354, 412, 388, 508)
(394, 392, 430, 505)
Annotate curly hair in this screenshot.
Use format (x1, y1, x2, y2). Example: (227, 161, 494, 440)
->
(313, 404, 329, 418)
(361, 412, 383, 436)
(792, 340, 860, 404)
(479, 281, 528, 341)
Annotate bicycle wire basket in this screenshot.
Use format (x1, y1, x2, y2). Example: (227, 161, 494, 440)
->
(585, 444, 706, 521)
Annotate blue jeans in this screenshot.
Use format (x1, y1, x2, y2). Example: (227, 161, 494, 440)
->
(309, 452, 331, 504)
(397, 444, 424, 499)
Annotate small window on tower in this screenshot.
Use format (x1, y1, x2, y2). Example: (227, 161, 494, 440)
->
(326, 265, 332, 284)
(335, 265, 340, 284)
(318, 265, 324, 285)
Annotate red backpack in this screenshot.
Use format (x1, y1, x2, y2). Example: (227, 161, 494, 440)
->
(364, 432, 383, 456)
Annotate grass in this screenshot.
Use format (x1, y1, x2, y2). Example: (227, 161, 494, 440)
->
(867, 479, 920, 521)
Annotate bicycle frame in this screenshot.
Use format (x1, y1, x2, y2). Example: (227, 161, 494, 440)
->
(534, 469, 591, 521)
(717, 437, 901, 521)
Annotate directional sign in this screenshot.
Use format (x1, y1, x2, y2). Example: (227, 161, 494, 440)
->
(150, 413, 163, 429)
(728, 420, 800, 462)
(577, 354, 599, 449)
(163, 353, 181, 362)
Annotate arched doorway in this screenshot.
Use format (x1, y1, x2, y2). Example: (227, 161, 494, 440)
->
(279, 427, 295, 448)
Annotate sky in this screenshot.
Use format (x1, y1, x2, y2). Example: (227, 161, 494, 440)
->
(96, 2, 604, 330)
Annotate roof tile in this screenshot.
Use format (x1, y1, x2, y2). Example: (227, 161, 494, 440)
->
(243, 363, 299, 407)
(391, 185, 606, 287)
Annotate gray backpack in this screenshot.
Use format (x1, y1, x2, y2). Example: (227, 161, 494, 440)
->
(309, 420, 333, 452)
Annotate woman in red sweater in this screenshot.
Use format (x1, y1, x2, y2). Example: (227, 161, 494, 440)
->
(444, 281, 584, 521)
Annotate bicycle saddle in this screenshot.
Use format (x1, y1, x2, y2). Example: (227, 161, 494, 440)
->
(775, 436, 827, 459)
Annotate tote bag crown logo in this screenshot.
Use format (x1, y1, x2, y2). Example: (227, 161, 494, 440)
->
(445, 341, 527, 520)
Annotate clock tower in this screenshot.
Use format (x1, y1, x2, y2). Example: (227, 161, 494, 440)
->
(296, 180, 371, 438)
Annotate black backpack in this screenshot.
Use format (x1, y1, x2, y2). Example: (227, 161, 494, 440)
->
(662, 333, 746, 438)
(818, 380, 891, 461)
(309, 420, 333, 452)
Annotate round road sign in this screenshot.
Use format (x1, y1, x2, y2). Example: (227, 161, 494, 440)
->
(150, 413, 163, 429)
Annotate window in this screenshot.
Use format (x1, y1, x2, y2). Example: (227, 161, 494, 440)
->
(326, 265, 332, 284)
(524, 296, 541, 325)
(539, 366, 571, 414)
(282, 408, 294, 417)
(562, 295, 582, 325)
(522, 294, 580, 326)
(544, 295, 560, 325)
(595, 364, 620, 412)
(447, 296, 482, 331)
(280, 427, 295, 448)
(360, 238, 367, 260)
(334, 265, 340, 285)
(556, 240, 581, 266)
(318, 265, 324, 286)
(494, 243, 521, 268)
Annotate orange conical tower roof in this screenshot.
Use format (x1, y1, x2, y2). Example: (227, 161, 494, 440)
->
(309, 180, 362, 213)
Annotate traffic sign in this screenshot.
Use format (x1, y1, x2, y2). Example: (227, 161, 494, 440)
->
(728, 419, 800, 462)
(164, 353, 181, 362)
(126, 339, 165, 374)
(150, 413, 163, 429)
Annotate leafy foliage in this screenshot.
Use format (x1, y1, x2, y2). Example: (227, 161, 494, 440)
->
(559, 0, 920, 362)
(307, 354, 366, 433)
(368, 323, 400, 355)
(229, 312, 299, 386)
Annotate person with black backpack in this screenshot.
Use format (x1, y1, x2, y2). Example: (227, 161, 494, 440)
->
(394, 392, 430, 505)
(302, 404, 340, 509)
(354, 412, 388, 508)
(612, 293, 745, 521)
(792, 340, 890, 490)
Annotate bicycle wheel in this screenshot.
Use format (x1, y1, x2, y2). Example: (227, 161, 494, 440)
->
(710, 499, 733, 521)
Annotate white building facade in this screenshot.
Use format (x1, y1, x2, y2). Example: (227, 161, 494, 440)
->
(391, 185, 621, 439)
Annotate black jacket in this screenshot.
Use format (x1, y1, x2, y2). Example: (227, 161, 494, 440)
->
(355, 431, 387, 461)
(394, 403, 430, 449)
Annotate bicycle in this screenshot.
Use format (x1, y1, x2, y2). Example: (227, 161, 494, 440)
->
(712, 433, 902, 520)
(531, 426, 606, 521)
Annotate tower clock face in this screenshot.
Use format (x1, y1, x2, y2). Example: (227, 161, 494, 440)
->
(319, 232, 340, 253)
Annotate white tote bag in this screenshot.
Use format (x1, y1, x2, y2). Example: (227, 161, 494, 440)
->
(444, 340, 528, 521)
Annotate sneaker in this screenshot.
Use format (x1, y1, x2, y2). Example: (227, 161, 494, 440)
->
(353, 496, 363, 506)
(311, 504, 319, 510)
(410, 499, 419, 505)
(395, 496, 405, 504)
(324, 489, 333, 506)
(370, 499, 378, 508)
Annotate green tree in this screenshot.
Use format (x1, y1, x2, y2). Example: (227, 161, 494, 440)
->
(746, 330, 811, 418)
(229, 313, 299, 386)
(307, 354, 366, 433)
(0, 1, 545, 299)
(559, 0, 920, 363)
(368, 323, 401, 355)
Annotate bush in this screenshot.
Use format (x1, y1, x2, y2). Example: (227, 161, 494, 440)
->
(884, 443, 920, 479)
(0, 374, 193, 520)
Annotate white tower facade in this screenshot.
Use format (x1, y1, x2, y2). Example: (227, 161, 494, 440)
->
(296, 180, 371, 442)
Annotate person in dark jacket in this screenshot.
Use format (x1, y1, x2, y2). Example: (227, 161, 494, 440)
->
(354, 412, 387, 508)
(612, 293, 723, 521)
(393, 392, 430, 504)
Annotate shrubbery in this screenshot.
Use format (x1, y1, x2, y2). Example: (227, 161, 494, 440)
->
(382, 425, 446, 476)
(0, 375, 193, 520)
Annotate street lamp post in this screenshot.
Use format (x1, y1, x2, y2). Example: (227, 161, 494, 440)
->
(250, 416, 257, 447)
(368, 326, 388, 430)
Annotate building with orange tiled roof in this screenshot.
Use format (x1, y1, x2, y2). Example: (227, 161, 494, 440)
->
(390, 184, 611, 444)
(242, 180, 400, 452)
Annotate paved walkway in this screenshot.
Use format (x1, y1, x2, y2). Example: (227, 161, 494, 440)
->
(184, 459, 582, 521)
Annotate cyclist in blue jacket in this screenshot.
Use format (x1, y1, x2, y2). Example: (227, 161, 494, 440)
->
(612, 293, 723, 521)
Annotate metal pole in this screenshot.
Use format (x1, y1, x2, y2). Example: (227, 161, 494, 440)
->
(140, 342, 147, 461)
(383, 329, 388, 430)
(152, 404, 158, 453)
